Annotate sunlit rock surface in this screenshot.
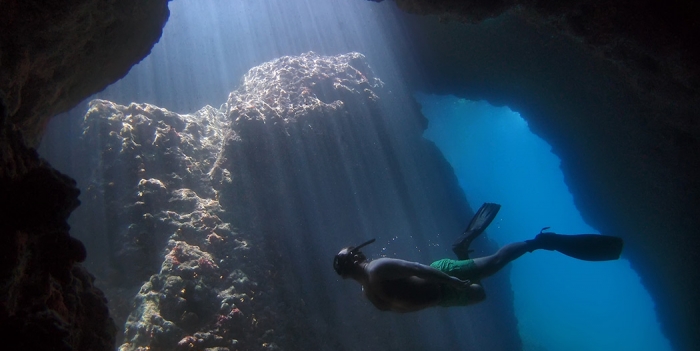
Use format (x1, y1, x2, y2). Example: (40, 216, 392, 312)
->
(79, 98, 300, 351)
(78, 52, 520, 351)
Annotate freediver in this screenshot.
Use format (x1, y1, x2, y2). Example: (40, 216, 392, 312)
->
(333, 203, 624, 312)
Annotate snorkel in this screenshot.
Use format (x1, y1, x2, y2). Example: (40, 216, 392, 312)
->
(350, 238, 376, 252)
(333, 238, 376, 276)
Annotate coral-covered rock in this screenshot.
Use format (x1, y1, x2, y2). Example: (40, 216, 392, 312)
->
(78, 52, 518, 351)
(79, 101, 229, 286)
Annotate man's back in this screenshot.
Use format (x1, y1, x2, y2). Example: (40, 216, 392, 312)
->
(362, 258, 444, 312)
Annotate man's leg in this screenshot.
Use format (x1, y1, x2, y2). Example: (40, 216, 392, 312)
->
(471, 241, 533, 279)
(465, 232, 624, 281)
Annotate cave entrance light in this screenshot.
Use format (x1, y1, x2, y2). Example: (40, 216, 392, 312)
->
(417, 93, 672, 351)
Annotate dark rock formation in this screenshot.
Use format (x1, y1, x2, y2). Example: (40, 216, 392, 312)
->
(373, 2, 700, 350)
(0, 0, 170, 147)
(76, 52, 521, 351)
(389, 0, 700, 106)
(1, 1, 170, 350)
(0, 126, 116, 350)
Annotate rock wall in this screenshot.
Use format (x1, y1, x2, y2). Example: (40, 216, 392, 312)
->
(0, 125, 116, 349)
(375, 3, 700, 350)
(0, 0, 170, 146)
(388, 0, 700, 106)
(1, 1, 170, 350)
(75, 52, 521, 351)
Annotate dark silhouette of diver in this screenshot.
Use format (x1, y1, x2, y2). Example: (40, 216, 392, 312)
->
(333, 203, 624, 313)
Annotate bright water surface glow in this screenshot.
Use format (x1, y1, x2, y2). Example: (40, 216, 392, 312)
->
(417, 93, 672, 351)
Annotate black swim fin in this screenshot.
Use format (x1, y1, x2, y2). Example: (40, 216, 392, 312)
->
(532, 227, 624, 261)
(453, 203, 502, 260)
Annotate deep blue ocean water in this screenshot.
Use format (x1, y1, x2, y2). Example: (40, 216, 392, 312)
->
(417, 93, 672, 351)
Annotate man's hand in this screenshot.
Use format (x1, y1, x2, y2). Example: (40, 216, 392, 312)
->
(450, 277, 471, 289)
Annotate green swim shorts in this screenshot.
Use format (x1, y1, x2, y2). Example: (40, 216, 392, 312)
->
(430, 258, 479, 307)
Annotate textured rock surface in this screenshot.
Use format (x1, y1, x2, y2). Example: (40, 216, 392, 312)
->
(1, 1, 170, 350)
(77, 52, 521, 351)
(77, 100, 288, 350)
(390, 0, 700, 106)
(376, 3, 700, 350)
(0, 127, 116, 350)
(0, 0, 170, 146)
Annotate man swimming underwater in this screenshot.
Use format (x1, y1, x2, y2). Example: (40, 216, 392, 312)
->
(333, 203, 623, 312)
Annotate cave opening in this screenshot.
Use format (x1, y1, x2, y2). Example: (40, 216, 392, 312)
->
(417, 93, 672, 351)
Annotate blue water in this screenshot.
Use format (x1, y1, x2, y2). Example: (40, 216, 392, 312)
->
(417, 94, 672, 351)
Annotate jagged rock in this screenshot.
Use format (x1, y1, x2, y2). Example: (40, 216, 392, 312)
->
(78, 101, 229, 285)
(0, 0, 170, 147)
(388, 0, 700, 105)
(0, 128, 116, 350)
(1, 5, 171, 346)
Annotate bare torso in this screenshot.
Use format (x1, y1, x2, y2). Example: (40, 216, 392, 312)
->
(358, 257, 455, 313)
(363, 276, 442, 312)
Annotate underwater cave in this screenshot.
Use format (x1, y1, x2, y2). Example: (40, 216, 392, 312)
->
(2, 1, 699, 350)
